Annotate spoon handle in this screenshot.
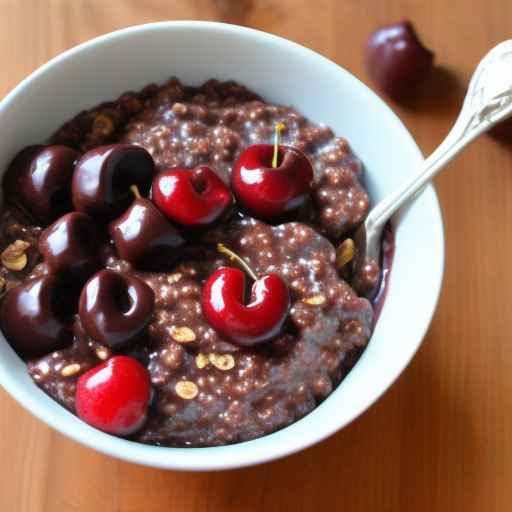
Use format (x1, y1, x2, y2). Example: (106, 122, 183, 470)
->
(365, 40, 512, 231)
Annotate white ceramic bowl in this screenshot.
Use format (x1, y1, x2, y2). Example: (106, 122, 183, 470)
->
(0, 21, 444, 470)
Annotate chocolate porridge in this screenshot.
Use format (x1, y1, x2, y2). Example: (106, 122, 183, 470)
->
(0, 78, 385, 447)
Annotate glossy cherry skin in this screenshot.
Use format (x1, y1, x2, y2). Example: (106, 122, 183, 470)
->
(39, 212, 98, 281)
(365, 20, 434, 99)
(109, 197, 185, 271)
(231, 144, 313, 220)
(152, 166, 233, 226)
(79, 270, 155, 349)
(75, 355, 151, 436)
(202, 267, 290, 346)
(72, 144, 155, 221)
(0, 275, 74, 358)
(3, 145, 80, 225)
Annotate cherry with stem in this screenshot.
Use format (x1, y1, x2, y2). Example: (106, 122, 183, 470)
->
(271, 122, 286, 168)
(231, 122, 314, 220)
(217, 243, 258, 281)
(109, 183, 185, 271)
(202, 242, 290, 346)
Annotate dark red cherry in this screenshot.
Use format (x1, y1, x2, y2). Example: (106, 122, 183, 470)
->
(365, 20, 434, 99)
(39, 212, 98, 281)
(231, 144, 313, 220)
(79, 270, 154, 349)
(76, 355, 151, 436)
(152, 166, 232, 226)
(490, 117, 512, 143)
(109, 196, 185, 271)
(201, 267, 290, 346)
(3, 145, 80, 225)
(72, 144, 155, 220)
(0, 275, 74, 358)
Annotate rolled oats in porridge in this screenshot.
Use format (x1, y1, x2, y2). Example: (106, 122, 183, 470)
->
(0, 78, 390, 446)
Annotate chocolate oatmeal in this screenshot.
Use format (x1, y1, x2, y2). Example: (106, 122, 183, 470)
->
(0, 78, 385, 447)
(54, 78, 369, 240)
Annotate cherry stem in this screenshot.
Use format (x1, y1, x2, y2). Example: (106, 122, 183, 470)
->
(217, 243, 258, 281)
(130, 184, 141, 200)
(272, 122, 286, 168)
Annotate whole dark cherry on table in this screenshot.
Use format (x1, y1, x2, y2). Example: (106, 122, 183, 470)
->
(3, 145, 80, 225)
(39, 211, 98, 282)
(78, 269, 155, 349)
(202, 244, 290, 346)
(231, 123, 314, 221)
(365, 20, 434, 99)
(110, 186, 185, 271)
(490, 117, 512, 143)
(72, 144, 154, 221)
(0, 275, 74, 358)
(75, 355, 151, 436)
(152, 165, 232, 227)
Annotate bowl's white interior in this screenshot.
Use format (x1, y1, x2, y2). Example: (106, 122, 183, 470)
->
(0, 22, 444, 470)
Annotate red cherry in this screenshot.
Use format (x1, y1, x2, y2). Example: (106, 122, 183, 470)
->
(365, 20, 434, 99)
(75, 355, 151, 436)
(152, 166, 232, 226)
(231, 144, 313, 220)
(202, 267, 290, 346)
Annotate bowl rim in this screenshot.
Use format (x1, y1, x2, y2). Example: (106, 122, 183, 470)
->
(0, 20, 445, 471)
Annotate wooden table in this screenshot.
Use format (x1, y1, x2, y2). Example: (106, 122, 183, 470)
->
(1, 1, 511, 510)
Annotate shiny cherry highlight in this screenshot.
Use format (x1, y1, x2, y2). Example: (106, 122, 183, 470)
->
(110, 192, 185, 271)
(231, 143, 313, 220)
(202, 267, 290, 346)
(39, 212, 98, 282)
(152, 166, 232, 227)
(365, 20, 434, 99)
(3, 145, 80, 225)
(79, 270, 155, 349)
(72, 144, 155, 220)
(0, 275, 74, 358)
(75, 355, 151, 436)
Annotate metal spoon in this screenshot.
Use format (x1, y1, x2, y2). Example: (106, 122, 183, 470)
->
(352, 40, 512, 297)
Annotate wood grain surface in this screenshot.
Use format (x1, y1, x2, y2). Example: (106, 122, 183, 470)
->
(1, 1, 512, 510)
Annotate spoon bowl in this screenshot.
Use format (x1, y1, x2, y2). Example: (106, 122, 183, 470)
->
(353, 40, 512, 297)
